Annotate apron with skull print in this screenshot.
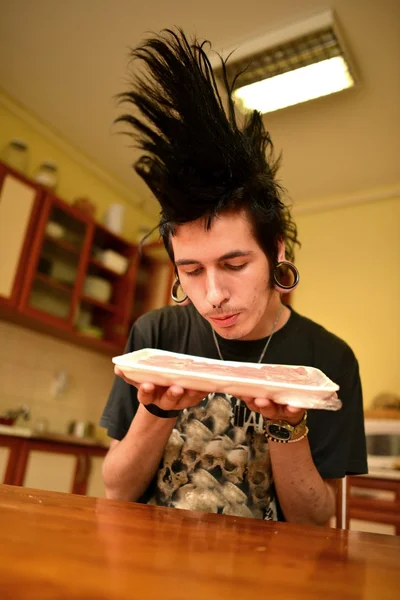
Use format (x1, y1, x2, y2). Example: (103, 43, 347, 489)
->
(148, 393, 278, 520)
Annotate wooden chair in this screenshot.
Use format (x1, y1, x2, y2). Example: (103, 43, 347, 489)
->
(336, 477, 349, 529)
(347, 475, 400, 535)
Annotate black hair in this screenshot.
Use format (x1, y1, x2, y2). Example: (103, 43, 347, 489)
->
(115, 28, 300, 265)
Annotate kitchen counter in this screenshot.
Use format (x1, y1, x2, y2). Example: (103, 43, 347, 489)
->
(0, 423, 109, 448)
(363, 468, 400, 481)
(0, 484, 399, 600)
(0, 426, 108, 496)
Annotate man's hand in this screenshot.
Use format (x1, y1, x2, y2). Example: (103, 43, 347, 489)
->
(242, 392, 338, 425)
(114, 367, 206, 411)
(241, 396, 305, 425)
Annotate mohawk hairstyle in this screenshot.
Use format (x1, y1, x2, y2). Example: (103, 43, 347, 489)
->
(116, 28, 299, 264)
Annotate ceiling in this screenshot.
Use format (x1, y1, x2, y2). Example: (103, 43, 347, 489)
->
(1, 0, 399, 217)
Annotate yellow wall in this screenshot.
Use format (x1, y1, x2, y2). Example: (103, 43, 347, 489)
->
(0, 91, 155, 241)
(293, 192, 400, 408)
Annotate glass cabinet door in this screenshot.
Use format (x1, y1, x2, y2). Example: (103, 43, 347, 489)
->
(24, 198, 91, 327)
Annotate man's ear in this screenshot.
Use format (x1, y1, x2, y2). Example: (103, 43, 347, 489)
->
(277, 239, 286, 263)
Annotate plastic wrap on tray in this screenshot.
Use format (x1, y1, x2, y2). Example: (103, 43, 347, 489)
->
(112, 349, 342, 411)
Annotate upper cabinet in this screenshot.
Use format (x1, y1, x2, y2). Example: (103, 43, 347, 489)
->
(131, 242, 175, 326)
(0, 164, 43, 308)
(18, 193, 93, 329)
(0, 161, 174, 355)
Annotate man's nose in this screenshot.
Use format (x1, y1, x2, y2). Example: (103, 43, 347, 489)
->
(205, 271, 228, 308)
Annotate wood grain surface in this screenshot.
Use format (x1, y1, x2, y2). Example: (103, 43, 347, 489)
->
(0, 485, 399, 600)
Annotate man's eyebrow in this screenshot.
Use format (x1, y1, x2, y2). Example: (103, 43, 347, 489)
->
(175, 250, 254, 267)
(219, 250, 254, 261)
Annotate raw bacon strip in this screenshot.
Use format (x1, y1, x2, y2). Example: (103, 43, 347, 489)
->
(137, 355, 324, 387)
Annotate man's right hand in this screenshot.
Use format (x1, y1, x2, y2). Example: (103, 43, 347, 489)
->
(114, 366, 206, 412)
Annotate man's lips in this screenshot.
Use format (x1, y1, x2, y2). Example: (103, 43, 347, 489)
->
(208, 313, 241, 327)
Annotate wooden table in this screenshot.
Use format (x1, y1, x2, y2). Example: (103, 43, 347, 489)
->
(0, 486, 399, 600)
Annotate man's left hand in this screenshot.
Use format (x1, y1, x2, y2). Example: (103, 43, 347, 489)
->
(241, 397, 305, 426)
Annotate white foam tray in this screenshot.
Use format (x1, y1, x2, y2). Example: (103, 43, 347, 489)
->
(113, 348, 341, 411)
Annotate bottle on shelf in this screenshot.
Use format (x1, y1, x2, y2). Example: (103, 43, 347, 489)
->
(103, 203, 125, 235)
(1, 138, 29, 174)
(33, 161, 59, 191)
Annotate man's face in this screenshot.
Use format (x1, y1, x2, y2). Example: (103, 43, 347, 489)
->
(171, 211, 274, 341)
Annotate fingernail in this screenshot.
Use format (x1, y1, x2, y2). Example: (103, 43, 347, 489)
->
(255, 399, 269, 407)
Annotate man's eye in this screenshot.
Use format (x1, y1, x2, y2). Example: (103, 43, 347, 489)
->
(225, 263, 247, 271)
(185, 268, 203, 277)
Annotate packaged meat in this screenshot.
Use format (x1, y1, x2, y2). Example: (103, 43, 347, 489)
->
(112, 349, 342, 411)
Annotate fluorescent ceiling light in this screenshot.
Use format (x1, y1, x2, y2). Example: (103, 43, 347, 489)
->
(212, 10, 356, 114)
(234, 55, 354, 113)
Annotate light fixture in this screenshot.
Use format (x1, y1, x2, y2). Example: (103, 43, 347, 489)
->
(212, 10, 356, 114)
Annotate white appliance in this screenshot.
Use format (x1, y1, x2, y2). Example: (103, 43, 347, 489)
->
(364, 418, 400, 472)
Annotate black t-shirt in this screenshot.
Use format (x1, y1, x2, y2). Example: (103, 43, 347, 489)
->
(100, 304, 367, 519)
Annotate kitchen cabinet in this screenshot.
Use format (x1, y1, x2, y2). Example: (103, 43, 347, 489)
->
(16, 189, 139, 354)
(86, 456, 106, 497)
(23, 449, 105, 497)
(0, 161, 175, 355)
(18, 192, 93, 329)
(24, 451, 77, 494)
(131, 241, 175, 326)
(0, 432, 107, 496)
(0, 163, 43, 308)
(0, 447, 10, 481)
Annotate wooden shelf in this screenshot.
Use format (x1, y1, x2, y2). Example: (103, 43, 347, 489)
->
(88, 258, 122, 278)
(35, 273, 73, 295)
(80, 295, 117, 313)
(94, 222, 134, 247)
(44, 234, 81, 256)
(0, 303, 125, 356)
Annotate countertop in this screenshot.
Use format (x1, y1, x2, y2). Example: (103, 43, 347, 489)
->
(366, 455, 400, 480)
(0, 485, 399, 600)
(362, 468, 400, 481)
(0, 424, 109, 448)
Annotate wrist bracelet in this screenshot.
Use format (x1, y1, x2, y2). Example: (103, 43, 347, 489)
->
(143, 404, 180, 419)
(265, 427, 309, 444)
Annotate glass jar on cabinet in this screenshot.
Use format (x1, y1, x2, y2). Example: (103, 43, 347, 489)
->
(1, 138, 29, 174)
(34, 161, 59, 191)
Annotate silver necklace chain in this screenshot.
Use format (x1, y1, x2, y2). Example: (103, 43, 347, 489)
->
(212, 304, 283, 363)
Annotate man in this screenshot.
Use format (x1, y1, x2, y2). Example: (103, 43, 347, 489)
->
(100, 29, 367, 524)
